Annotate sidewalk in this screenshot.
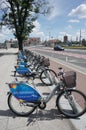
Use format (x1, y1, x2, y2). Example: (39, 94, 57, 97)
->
(0, 48, 86, 130)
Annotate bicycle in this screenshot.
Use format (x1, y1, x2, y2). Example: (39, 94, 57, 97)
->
(7, 68, 86, 118)
(14, 53, 57, 86)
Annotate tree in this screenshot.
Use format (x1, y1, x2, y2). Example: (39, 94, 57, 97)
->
(82, 39, 86, 46)
(0, 0, 50, 50)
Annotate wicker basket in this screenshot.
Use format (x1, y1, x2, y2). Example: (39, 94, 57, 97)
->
(63, 71, 76, 88)
(42, 58, 50, 67)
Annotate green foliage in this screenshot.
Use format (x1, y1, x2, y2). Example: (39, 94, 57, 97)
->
(82, 39, 86, 46)
(0, 0, 49, 50)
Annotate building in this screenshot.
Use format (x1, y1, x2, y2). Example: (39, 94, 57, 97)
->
(24, 37, 41, 46)
(64, 35, 68, 42)
(5, 39, 18, 48)
(44, 39, 61, 47)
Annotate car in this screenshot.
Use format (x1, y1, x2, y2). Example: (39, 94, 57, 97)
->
(54, 45, 64, 51)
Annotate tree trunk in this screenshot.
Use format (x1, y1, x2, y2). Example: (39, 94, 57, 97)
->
(18, 39, 23, 51)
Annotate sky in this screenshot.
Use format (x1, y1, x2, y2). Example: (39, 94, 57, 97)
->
(0, 0, 86, 43)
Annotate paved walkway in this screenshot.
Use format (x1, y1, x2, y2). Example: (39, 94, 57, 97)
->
(0, 48, 86, 130)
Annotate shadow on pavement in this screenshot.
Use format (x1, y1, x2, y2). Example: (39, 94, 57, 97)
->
(0, 109, 63, 119)
(26, 109, 68, 126)
(0, 109, 16, 118)
(0, 108, 80, 126)
(0, 52, 17, 56)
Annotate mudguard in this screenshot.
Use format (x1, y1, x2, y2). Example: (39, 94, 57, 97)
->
(19, 61, 27, 66)
(9, 82, 42, 102)
(18, 53, 26, 60)
(16, 66, 31, 74)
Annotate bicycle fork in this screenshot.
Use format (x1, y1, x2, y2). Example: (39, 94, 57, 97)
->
(66, 93, 80, 114)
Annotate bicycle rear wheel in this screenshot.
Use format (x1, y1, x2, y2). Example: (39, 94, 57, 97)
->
(40, 69, 57, 86)
(56, 89, 86, 118)
(8, 93, 37, 117)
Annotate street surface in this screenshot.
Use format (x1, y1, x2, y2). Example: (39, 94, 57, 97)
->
(28, 46, 86, 71)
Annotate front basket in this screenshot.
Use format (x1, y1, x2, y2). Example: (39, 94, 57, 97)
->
(63, 71, 76, 88)
(42, 58, 50, 67)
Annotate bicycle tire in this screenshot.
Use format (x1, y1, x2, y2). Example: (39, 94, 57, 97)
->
(8, 93, 37, 117)
(56, 89, 86, 118)
(40, 69, 57, 86)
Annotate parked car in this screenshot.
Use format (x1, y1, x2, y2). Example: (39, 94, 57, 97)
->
(54, 45, 64, 51)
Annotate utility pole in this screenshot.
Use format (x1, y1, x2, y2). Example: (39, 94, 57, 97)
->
(76, 36, 78, 41)
(79, 29, 82, 45)
(49, 31, 51, 40)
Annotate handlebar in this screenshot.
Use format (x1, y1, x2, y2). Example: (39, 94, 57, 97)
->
(58, 67, 64, 76)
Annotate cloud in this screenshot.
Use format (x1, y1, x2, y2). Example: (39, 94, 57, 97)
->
(68, 19, 80, 23)
(59, 31, 72, 37)
(59, 29, 86, 41)
(0, 0, 9, 10)
(31, 20, 45, 38)
(65, 25, 73, 30)
(32, 20, 40, 32)
(76, 29, 86, 39)
(0, 33, 4, 37)
(68, 4, 86, 19)
(47, 6, 60, 20)
(59, 32, 67, 36)
(47, 0, 61, 20)
(0, 26, 14, 42)
(1, 26, 11, 34)
(58, 32, 72, 41)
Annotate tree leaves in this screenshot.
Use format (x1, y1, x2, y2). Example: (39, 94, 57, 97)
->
(0, 0, 49, 50)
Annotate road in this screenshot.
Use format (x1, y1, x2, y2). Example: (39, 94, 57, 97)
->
(28, 46, 86, 74)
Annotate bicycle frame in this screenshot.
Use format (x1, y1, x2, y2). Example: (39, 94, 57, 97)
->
(43, 84, 60, 103)
(8, 80, 61, 104)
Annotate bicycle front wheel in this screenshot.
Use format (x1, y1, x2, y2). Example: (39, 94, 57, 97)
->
(40, 69, 57, 86)
(8, 93, 37, 117)
(36, 65, 45, 76)
(56, 89, 86, 118)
